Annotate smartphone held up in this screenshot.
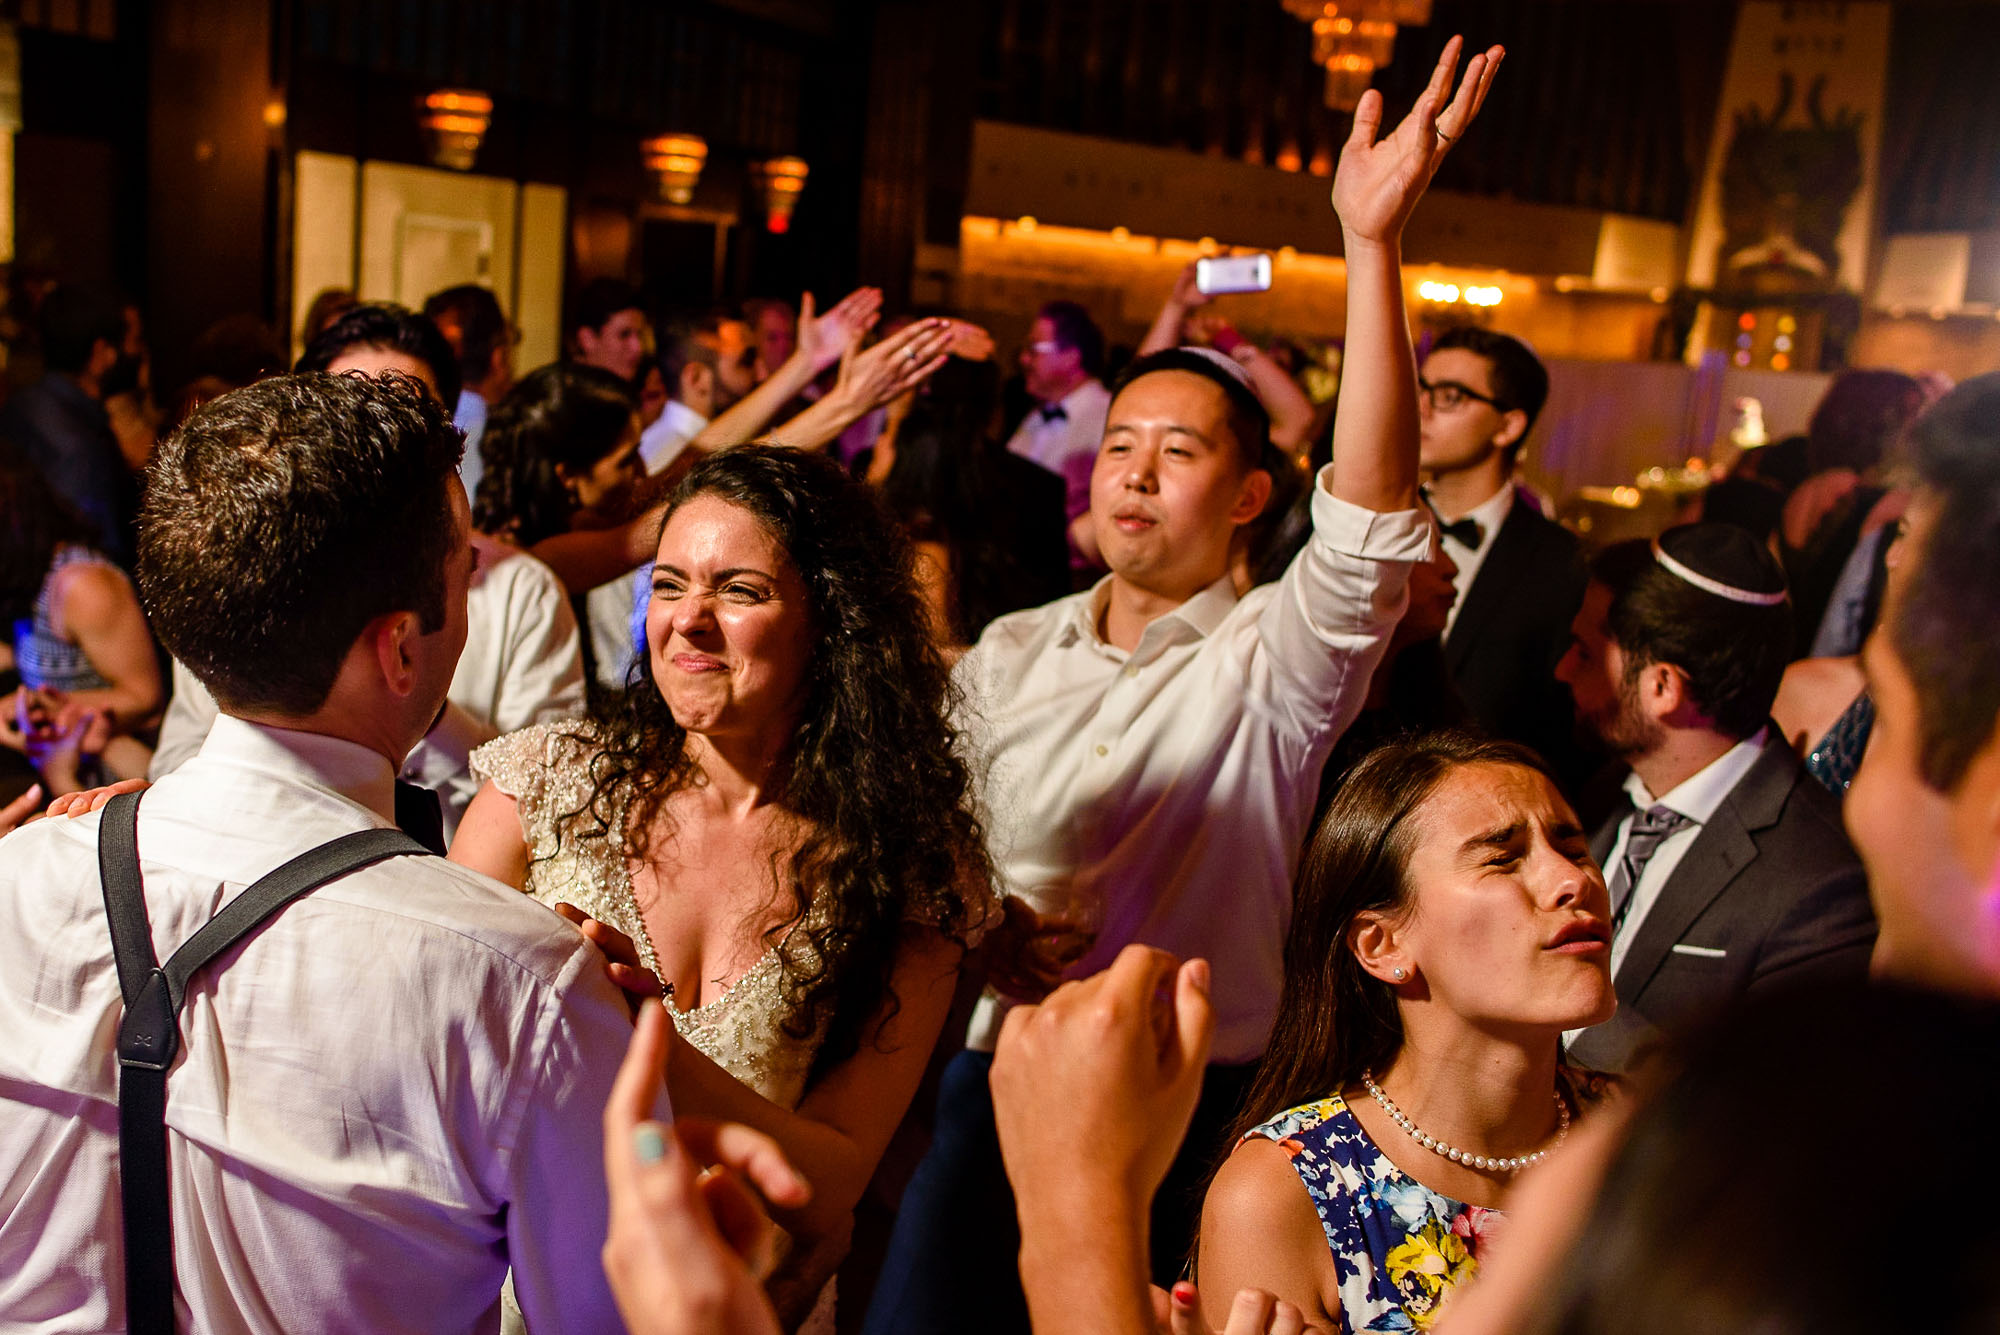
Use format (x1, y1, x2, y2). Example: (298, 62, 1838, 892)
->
(1194, 253, 1273, 296)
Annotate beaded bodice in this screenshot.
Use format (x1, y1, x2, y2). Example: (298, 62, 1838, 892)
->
(471, 721, 824, 1109)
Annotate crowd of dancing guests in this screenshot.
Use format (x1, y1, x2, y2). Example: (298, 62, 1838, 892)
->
(6, 37, 2000, 1335)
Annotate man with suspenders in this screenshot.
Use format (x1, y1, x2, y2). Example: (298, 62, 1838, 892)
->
(0, 374, 637, 1331)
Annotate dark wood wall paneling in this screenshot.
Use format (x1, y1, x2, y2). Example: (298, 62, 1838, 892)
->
(287, 0, 874, 304)
(978, 0, 1735, 226)
(1881, 5, 2000, 233)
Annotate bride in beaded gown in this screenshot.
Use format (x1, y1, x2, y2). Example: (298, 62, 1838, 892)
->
(452, 447, 996, 1331)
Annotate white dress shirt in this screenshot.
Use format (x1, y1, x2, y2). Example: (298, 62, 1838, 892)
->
(1604, 729, 1770, 978)
(0, 715, 640, 1334)
(150, 541, 585, 837)
(1436, 480, 1514, 639)
(639, 399, 708, 475)
(957, 471, 1430, 1063)
(1004, 378, 1112, 523)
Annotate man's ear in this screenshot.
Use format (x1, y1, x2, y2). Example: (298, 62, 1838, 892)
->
(1645, 661, 1703, 727)
(681, 363, 712, 403)
(1492, 407, 1529, 452)
(368, 609, 425, 700)
(1229, 465, 1275, 527)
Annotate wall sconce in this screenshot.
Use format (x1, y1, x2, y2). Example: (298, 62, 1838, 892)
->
(419, 89, 493, 172)
(755, 156, 809, 233)
(642, 132, 708, 205)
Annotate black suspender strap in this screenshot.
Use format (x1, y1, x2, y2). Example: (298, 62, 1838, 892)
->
(95, 790, 430, 1335)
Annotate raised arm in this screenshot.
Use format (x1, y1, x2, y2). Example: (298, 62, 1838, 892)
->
(1327, 37, 1502, 512)
(760, 319, 954, 452)
(1139, 262, 1212, 357)
(691, 288, 882, 452)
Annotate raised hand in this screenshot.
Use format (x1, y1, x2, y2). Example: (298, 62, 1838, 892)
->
(832, 317, 953, 414)
(600, 1000, 808, 1335)
(1170, 261, 1213, 312)
(1331, 36, 1503, 246)
(797, 287, 883, 375)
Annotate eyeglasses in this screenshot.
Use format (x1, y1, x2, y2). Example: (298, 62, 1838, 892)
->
(1418, 377, 1509, 413)
(1023, 340, 1065, 357)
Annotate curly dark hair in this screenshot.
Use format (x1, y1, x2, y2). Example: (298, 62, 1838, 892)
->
(558, 445, 991, 1080)
(473, 363, 637, 547)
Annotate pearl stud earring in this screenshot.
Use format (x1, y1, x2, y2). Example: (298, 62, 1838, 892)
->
(1393, 967, 1407, 981)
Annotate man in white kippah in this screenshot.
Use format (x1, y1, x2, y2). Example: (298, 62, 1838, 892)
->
(1558, 522, 1875, 1071)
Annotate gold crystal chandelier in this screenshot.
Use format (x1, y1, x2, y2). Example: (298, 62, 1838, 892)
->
(1283, 0, 1434, 111)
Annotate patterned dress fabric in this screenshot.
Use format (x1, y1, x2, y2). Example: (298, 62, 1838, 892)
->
(1243, 1095, 1504, 1333)
(471, 719, 998, 1335)
(1804, 691, 1874, 795)
(14, 544, 116, 693)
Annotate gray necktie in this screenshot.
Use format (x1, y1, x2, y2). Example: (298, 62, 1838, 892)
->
(1608, 804, 1694, 936)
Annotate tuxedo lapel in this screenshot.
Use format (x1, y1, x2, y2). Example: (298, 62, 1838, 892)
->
(1442, 503, 1531, 677)
(1612, 737, 1797, 996)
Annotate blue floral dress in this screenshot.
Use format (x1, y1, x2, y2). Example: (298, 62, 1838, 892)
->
(1243, 1095, 1504, 1333)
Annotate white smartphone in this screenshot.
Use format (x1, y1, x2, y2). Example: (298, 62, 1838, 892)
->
(1195, 253, 1273, 296)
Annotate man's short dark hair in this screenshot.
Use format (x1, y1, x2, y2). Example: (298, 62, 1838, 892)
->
(40, 285, 127, 376)
(1110, 348, 1272, 474)
(1590, 526, 1793, 740)
(1039, 300, 1105, 378)
(1893, 372, 2000, 792)
(1431, 325, 1550, 451)
(657, 325, 720, 399)
(296, 303, 462, 408)
(137, 373, 464, 716)
(422, 284, 509, 390)
(569, 278, 643, 338)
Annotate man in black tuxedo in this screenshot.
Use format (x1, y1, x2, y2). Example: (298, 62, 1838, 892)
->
(1418, 327, 1588, 786)
(1558, 524, 1875, 1071)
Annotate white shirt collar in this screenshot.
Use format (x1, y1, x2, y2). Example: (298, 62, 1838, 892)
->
(1060, 573, 1240, 652)
(1439, 479, 1515, 541)
(1044, 377, 1106, 412)
(1623, 727, 1770, 825)
(194, 713, 400, 826)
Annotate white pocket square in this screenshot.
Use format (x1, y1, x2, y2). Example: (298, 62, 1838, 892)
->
(1671, 943, 1728, 959)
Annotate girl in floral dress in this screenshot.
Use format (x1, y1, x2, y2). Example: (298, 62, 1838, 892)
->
(1197, 734, 1616, 1332)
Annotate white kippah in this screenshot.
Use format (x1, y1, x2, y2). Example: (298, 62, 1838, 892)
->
(1650, 539, 1789, 606)
(1177, 345, 1255, 389)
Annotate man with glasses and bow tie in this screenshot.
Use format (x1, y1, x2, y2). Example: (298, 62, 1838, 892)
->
(1007, 300, 1113, 550)
(1556, 523, 1875, 1072)
(1417, 325, 1592, 786)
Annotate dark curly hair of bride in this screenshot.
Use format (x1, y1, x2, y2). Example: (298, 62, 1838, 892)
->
(560, 444, 992, 1080)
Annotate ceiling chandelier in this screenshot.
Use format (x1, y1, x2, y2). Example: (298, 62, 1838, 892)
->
(1283, 1, 1434, 112)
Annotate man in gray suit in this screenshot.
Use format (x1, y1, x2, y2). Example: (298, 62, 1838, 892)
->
(1558, 524, 1875, 1071)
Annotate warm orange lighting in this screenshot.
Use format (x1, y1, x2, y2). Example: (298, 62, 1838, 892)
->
(756, 156, 810, 233)
(1770, 353, 1790, 371)
(419, 89, 493, 171)
(641, 132, 708, 205)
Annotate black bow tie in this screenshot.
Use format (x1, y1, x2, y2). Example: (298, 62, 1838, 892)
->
(1438, 517, 1484, 549)
(1038, 403, 1068, 424)
(394, 780, 448, 856)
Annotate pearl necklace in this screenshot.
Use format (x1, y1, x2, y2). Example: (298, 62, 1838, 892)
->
(1360, 1069, 1570, 1174)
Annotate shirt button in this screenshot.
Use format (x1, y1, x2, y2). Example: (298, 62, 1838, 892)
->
(1095, 744, 1109, 757)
